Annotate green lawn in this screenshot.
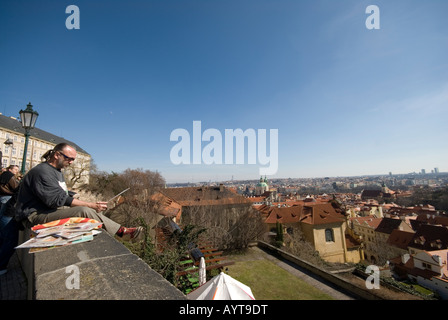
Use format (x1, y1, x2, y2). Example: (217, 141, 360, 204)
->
(225, 257, 334, 300)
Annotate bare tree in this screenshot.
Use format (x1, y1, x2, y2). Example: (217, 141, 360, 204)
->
(118, 168, 165, 198)
(284, 228, 328, 268)
(64, 156, 92, 189)
(85, 167, 165, 198)
(84, 167, 166, 232)
(180, 203, 264, 250)
(106, 197, 161, 235)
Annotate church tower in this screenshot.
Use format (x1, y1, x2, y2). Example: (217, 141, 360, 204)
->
(255, 176, 269, 196)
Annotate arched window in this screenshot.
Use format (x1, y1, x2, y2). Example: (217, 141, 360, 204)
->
(325, 228, 334, 242)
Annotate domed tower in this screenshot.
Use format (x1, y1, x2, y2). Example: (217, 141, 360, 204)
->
(381, 181, 391, 194)
(255, 176, 269, 196)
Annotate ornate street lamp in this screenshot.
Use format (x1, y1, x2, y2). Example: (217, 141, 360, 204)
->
(19, 102, 39, 174)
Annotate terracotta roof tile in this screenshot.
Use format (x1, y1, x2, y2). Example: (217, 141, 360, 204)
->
(387, 229, 415, 250)
(263, 205, 303, 224)
(409, 224, 448, 251)
(345, 233, 362, 249)
(350, 216, 382, 229)
(159, 186, 252, 207)
(376, 217, 408, 234)
(261, 203, 344, 225)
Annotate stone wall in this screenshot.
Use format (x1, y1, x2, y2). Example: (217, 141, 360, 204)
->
(17, 230, 186, 300)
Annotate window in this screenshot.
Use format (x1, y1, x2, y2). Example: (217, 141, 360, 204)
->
(422, 262, 431, 270)
(325, 228, 334, 242)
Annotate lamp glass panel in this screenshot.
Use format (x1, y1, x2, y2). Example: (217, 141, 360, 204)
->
(30, 113, 38, 128)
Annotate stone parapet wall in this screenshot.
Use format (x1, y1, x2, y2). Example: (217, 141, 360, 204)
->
(17, 230, 186, 300)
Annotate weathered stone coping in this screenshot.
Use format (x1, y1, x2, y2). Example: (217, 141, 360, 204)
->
(17, 230, 186, 300)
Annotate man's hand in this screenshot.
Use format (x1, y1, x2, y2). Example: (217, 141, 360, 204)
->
(71, 198, 108, 213)
(93, 201, 108, 213)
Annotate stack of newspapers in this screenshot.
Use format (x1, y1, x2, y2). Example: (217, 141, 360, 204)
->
(16, 221, 102, 252)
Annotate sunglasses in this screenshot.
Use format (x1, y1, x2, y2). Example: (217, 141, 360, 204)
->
(58, 151, 75, 162)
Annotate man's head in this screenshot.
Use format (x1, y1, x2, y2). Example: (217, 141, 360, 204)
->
(44, 143, 77, 169)
(7, 165, 19, 175)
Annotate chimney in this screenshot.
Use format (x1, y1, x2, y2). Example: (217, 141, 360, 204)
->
(219, 183, 224, 192)
(434, 255, 443, 266)
(401, 253, 410, 264)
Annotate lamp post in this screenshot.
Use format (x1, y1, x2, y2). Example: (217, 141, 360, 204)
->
(19, 102, 39, 174)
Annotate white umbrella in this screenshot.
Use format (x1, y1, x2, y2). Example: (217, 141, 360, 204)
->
(187, 272, 255, 300)
(199, 257, 206, 286)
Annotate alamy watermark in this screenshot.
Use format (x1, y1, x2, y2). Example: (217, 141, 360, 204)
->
(365, 265, 380, 290)
(65, 5, 80, 30)
(65, 4, 379, 31)
(65, 265, 80, 290)
(365, 5, 380, 30)
(170, 121, 278, 175)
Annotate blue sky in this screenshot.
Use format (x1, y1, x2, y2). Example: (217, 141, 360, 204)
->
(0, 0, 447, 183)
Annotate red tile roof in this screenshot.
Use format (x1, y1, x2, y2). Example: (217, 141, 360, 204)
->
(387, 229, 415, 250)
(150, 192, 182, 219)
(409, 224, 448, 251)
(345, 233, 362, 249)
(376, 217, 409, 234)
(300, 203, 345, 225)
(159, 186, 252, 207)
(392, 250, 448, 281)
(260, 203, 345, 225)
(350, 216, 383, 229)
(415, 214, 448, 227)
(263, 205, 303, 224)
(246, 196, 267, 203)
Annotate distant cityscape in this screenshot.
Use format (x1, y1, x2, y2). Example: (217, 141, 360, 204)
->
(156, 165, 448, 299)
(168, 168, 447, 191)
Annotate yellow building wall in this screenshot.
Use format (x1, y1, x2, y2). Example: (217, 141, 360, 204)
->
(313, 225, 347, 263)
(265, 219, 362, 264)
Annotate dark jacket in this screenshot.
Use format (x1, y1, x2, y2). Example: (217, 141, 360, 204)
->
(14, 162, 74, 221)
(0, 171, 19, 196)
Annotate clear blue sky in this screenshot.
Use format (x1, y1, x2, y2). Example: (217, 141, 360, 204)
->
(1, 0, 447, 183)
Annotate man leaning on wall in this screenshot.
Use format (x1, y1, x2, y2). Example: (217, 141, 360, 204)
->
(0, 143, 143, 275)
(15, 143, 142, 238)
